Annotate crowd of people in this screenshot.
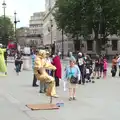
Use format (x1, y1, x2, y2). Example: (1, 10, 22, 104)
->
(30, 50, 120, 101)
(31, 50, 62, 94)
(1, 43, 120, 101)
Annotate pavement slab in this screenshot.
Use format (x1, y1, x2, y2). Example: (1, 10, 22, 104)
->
(0, 63, 120, 120)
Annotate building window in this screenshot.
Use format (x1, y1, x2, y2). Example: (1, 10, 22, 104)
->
(87, 40, 93, 51)
(112, 40, 118, 51)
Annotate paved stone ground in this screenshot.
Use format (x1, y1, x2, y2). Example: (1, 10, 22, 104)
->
(0, 63, 120, 120)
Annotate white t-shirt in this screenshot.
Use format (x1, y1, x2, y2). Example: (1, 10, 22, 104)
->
(117, 57, 120, 66)
(78, 58, 84, 66)
(86, 68, 90, 74)
(46, 57, 52, 63)
(24, 47, 30, 54)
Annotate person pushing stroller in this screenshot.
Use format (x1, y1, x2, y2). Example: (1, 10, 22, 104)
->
(84, 55, 93, 82)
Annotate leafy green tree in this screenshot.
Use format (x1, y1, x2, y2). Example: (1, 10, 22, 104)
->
(54, 0, 120, 53)
(0, 16, 14, 45)
(84, 0, 120, 53)
(53, 0, 85, 51)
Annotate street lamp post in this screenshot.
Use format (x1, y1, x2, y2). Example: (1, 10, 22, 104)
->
(14, 11, 20, 50)
(2, 0, 6, 46)
(2, 1, 7, 66)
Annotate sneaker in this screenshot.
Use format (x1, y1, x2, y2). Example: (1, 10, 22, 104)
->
(39, 91, 45, 93)
(73, 97, 76, 100)
(17, 72, 19, 75)
(86, 81, 89, 83)
(89, 80, 91, 82)
(33, 84, 39, 87)
(92, 81, 95, 83)
(69, 97, 72, 101)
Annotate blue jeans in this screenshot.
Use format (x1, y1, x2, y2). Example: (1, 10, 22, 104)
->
(16, 64, 20, 73)
(40, 81, 47, 93)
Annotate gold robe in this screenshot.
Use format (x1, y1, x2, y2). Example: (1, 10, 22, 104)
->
(0, 48, 7, 73)
(34, 50, 57, 97)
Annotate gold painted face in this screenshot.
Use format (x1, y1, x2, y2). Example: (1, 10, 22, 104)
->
(38, 50, 47, 58)
(46, 51, 50, 57)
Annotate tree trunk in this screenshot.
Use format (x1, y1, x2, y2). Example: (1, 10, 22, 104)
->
(74, 35, 81, 52)
(96, 39, 101, 55)
(94, 30, 102, 55)
(51, 43, 55, 55)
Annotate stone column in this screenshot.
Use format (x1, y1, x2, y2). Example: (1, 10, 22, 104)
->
(93, 40, 96, 53)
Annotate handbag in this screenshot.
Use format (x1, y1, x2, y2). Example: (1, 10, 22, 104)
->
(20, 61, 23, 64)
(111, 68, 115, 74)
(70, 75, 78, 84)
(69, 68, 78, 84)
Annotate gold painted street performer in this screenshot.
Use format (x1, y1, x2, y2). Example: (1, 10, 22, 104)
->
(0, 44, 7, 76)
(34, 50, 58, 98)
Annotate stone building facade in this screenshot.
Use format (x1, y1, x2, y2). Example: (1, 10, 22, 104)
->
(43, 0, 120, 56)
(72, 34, 120, 56)
(27, 12, 45, 46)
(17, 12, 45, 47)
(16, 27, 29, 46)
(43, 0, 74, 55)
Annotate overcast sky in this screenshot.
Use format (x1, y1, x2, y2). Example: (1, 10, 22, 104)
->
(0, 0, 45, 27)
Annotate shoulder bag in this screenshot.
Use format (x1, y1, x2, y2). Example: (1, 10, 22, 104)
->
(70, 67, 78, 84)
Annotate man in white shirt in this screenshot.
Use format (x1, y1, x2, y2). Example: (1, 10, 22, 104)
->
(77, 52, 85, 84)
(117, 55, 120, 76)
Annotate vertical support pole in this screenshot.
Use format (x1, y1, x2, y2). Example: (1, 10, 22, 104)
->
(62, 29, 64, 59)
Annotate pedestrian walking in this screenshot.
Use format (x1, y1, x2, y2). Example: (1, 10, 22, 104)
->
(99, 55, 104, 78)
(52, 53, 62, 87)
(111, 56, 117, 77)
(92, 55, 100, 79)
(117, 55, 120, 76)
(77, 52, 85, 85)
(15, 54, 22, 75)
(64, 57, 80, 101)
(103, 57, 108, 79)
(85, 55, 93, 82)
